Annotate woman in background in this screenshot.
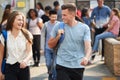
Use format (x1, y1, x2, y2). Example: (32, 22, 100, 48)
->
(36, 2, 45, 18)
(27, 9, 43, 66)
(0, 9, 11, 30)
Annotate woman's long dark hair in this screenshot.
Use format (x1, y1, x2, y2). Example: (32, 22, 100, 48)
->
(0, 9, 11, 24)
(36, 2, 44, 10)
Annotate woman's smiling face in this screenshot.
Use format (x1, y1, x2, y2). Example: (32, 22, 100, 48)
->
(13, 15, 23, 30)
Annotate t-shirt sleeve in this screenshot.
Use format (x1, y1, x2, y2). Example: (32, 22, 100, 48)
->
(111, 16, 118, 22)
(84, 24, 91, 41)
(50, 22, 60, 38)
(38, 18, 43, 23)
(0, 34, 5, 46)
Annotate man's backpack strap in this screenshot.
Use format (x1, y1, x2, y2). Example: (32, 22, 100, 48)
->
(27, 18, 31, 29)
(58, 22, 65, 44)
(1, 30, 7, 74)
(1, 30, 7, 59)
(55, 22, 65, 50)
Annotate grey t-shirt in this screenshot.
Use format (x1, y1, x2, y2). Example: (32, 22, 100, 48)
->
(51, 22, 91, 68)
(45, 21, 59, 49)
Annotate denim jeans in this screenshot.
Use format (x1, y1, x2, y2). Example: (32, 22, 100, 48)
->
(93, 32, 116, 51)
(44, 48, 56, 80)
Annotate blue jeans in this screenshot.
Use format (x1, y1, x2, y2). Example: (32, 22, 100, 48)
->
(44, 48, 56, 80)
(93, 32, 116, 51)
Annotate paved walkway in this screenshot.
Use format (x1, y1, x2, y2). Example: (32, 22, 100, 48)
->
(30, 55, 120, 80)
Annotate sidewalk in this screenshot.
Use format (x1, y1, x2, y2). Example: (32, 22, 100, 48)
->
(30, 55, 120, 80)
(30, 56, 47, 80)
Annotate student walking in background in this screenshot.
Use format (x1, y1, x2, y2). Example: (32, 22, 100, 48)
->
(0, 4, 12, 32)
(81, 8, 95, 45)
(42, 9, 59, 80)
(5, 4, 12, 12)
(53, 1, 62, 21)
(36, 2, 45, 18)
(27, 9, 43, 67)
(41, 5, 52, 23)
(0, 11, 33, 80)
(82, 8, 92, 30)
(48, 4, 91, 80)
(0, 9, 11, 31)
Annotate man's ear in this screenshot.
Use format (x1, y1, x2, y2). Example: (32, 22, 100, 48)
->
(71, 12, 76, 17)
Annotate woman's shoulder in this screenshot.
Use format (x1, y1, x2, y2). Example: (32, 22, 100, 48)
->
(37, 17, 43, 23)
(112, 15, 119, 21)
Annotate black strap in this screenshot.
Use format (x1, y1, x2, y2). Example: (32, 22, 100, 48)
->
(4, 38, 7, 59)
(1, 30, 7, 59)
(27, 18, 30, 29)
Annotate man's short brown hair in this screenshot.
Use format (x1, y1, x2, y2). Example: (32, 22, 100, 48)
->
(61, 3, 76, 13)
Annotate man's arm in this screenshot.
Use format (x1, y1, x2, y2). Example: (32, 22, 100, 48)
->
(48, 29, 64, 48)
(90, 9, 97, 28)
(0, 42, 4, 78)
(0, 43, 4, 71)
(107, 6, 111, 17)
(48, 35, 60, 48)
(81, 41, 92, 66)
(84, 41, 92, 60)
(91, 9, 95, 20)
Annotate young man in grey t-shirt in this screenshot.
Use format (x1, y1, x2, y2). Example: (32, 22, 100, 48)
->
(48, 4, 91, 80)
(42, 10, 59, 80)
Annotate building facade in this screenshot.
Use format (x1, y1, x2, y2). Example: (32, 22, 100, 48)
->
(0, 0, 120, 21)
(0, 0, 76, 20)
(0, 0, 31, 20)
(76, 0, 120, 10)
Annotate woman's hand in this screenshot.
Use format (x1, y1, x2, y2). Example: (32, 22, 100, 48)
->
(20, 61, 27, 69)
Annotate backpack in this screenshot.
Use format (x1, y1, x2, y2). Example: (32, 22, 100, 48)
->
(0, 21, 8, 33)
(1, 30, 7, 74)
(47, 22, 65, 76)
(44, 22, 65, 53)
(0, 24, 3, 34)
(53, 22, 65, 54)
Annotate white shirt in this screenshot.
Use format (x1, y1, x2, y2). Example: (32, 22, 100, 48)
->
(38, 9, 45, 18)
(0, 31, 33, 65)
(28, 18, 42, 35)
